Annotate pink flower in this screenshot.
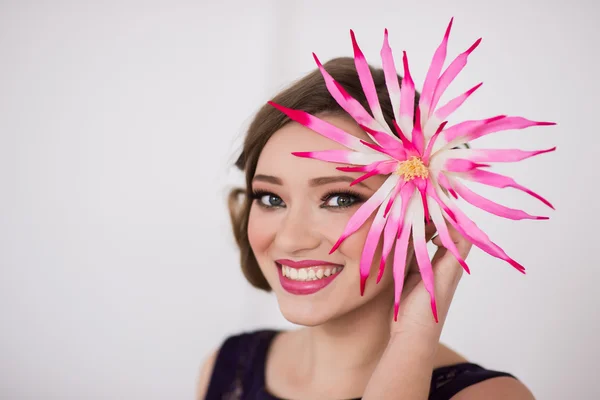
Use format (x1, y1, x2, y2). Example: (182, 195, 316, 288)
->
(268, 18, 555, 322)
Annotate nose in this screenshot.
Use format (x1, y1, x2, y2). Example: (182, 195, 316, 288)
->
(274, 205, 321, 255)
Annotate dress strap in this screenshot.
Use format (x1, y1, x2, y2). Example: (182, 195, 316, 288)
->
(429, 362, 515, 399)
(205, 330, 279, 399)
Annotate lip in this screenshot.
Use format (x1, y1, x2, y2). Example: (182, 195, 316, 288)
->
(275, 262, 344, 295)
(275, 259, 341, 269)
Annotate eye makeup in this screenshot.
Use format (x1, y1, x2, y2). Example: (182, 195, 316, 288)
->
(250, 188, 367, 210)
(251, 190, 285, 209)
(320, 189, 366, 209)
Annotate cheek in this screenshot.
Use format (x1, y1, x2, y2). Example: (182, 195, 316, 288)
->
(247, 205, 276, 256)
(335, 211, 377, 262)
(334, 210, 399, 286)
(318, 211, 351, 245)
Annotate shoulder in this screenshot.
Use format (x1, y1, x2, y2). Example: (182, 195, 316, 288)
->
(433, 343, 469, 368)
(433, 344, 534, 400)
(449, 377, 534, 399)
(195, 330, 279, 400)
(196, 348, 218, 400)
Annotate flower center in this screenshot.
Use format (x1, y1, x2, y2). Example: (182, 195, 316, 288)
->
(395, 156, 429, 181)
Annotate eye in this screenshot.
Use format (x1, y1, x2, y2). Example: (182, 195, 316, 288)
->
(261, 194, 284, 207)
(252, 191, 285, 208)
(322, 193, 361, 208)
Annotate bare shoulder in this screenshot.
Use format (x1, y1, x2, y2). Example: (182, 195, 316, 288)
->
(434, 343, 469, 368)
(435, 343, 535, 399)
(450, 377, 535, 399)
(196, 348, 219, 400)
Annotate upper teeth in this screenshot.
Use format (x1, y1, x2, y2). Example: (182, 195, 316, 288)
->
(281, 265, 342, 281)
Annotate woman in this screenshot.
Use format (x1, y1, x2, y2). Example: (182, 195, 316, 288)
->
(197, 57, 535, 399)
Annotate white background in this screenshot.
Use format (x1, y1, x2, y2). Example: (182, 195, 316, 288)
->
(1, 1, 598, 399)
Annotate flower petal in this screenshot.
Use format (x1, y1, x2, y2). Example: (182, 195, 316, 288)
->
(447, 147, 557, 163)
(424, 82, 482, 138)
(351, 30, 389, 129)
(444, 158, 491, 173)
(442, 117, 556, 152)
(411, 192, 439, 322)
(435, 188, 526, 273)
(458, 169, 554, 209)
(427, 196, 470, 274)
(415, 178, 430, 222)
(267, 101, 371, 152)
(381, 29, 402, 123)
(433, 115, 506, 154)
(392, 212, 412, 321)
(313, 53, 391, 138)
(359, 139, 406, 161)
(349, 160, 398, 186)
(434, 172, 458, 200)
(449, 178, 549, 220)
(429, 38, 482, 115)
(423, 121, 448, 164)
(419, 18, 453, 122)
(383, 179, 406, 217)
(330, 175, 399, 254)
(337, 162, 383, 173)
(359, 189, 393, 295)
(359, 124, 403, 151)
(378, 182, 414, 282)
(412, 106, 425, 154)
(434, 82, 483, 122)
(292, 150, 389, 165)
(392, 120, 419, 155)
(398, 51, 416, 139)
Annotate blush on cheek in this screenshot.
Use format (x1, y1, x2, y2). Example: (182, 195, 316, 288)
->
(248, 207, 265, 252)
(247, 206, 279, 263)
(335, 213, 377, 258)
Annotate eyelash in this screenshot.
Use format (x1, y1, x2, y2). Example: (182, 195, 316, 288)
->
(251, 189, 366, 210)
(320, 189, 365, 209)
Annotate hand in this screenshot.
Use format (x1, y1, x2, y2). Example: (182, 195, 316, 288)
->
(362, 222, 472, 399)
(390, 222, 472, 342)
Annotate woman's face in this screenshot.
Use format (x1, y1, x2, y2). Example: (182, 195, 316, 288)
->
(248, 114, 399, 326)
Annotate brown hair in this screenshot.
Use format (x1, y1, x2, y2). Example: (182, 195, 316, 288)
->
(228, 57, 418, 291)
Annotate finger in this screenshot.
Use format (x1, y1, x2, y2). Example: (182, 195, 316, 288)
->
(432, 245, 463, 290)
(433, 223, 471, 284)
(446, 223, 472, 260)
(432, 220, 472, 262)
(425, 222, 437, 242)
(428, 223, 472, 321)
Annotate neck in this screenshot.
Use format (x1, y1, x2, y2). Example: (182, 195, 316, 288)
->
(296, 284, 394, 396)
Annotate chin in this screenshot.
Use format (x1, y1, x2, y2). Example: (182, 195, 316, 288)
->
(281, 311, 328, 327)
(274, 291, 379, 327)
(275, 295, 338, 326)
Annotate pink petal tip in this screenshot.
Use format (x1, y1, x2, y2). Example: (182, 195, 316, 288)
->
(291, 151, 311, 158)
(360, 275, 368, 296)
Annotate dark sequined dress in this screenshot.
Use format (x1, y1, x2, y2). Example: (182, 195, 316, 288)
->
(205, 330, 515, 400)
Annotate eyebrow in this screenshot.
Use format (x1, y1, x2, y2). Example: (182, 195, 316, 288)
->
(252, 174, 372, 190)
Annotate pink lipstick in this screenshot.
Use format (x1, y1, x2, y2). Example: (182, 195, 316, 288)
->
(275, 259, 340, 268)
(275, 259, 344, 295)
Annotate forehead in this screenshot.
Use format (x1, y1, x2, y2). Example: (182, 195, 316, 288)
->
(254, 114, 374, 178)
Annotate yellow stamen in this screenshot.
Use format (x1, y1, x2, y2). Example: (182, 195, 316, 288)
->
(395, 156, 429, 181)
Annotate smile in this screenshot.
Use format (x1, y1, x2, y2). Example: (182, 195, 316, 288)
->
(281, 265, 342, 281)
(275, 259, 344, 295)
